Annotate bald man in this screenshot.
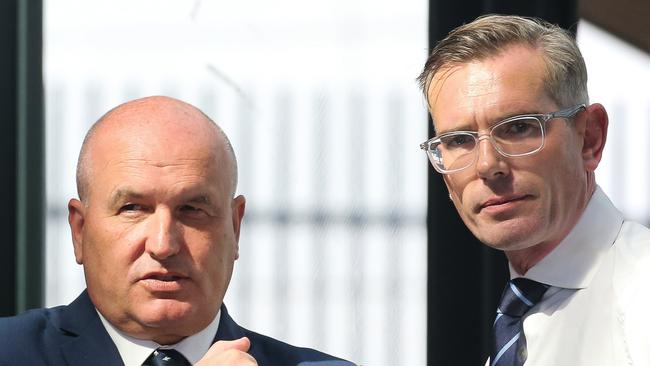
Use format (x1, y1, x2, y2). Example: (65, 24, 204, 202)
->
(0, 96, 354, 366)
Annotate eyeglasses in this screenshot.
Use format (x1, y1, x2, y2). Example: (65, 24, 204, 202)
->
(420, 104, 586, 174)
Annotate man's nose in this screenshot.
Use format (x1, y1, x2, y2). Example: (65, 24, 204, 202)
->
(475, 135, 509, 179)
(146, 208, 182, 260)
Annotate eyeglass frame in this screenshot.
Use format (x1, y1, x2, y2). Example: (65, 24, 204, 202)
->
(420, 104, 587, 174)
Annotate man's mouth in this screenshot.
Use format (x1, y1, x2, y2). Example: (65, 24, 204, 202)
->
(139, 272, 189, 291)
(145, 274, 184, 281)
(479, 194, 530, 212)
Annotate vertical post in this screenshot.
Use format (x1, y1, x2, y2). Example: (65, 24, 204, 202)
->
(16, 0, 45, 313)
(0, 0, 18, 317)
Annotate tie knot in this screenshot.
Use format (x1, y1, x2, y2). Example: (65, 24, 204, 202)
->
(143, 348, 191, 366)
(497, 278, 548, 317)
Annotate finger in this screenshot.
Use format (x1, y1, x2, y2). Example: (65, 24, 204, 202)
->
(206, 336, 251, 356)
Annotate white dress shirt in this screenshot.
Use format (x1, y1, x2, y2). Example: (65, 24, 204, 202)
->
(97, 309, 221, 366)
(487, 187, 650, 365)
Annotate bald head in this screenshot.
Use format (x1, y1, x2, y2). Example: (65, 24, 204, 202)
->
(76, 96, 238, 202)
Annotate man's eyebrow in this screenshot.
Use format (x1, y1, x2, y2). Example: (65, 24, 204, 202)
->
(186, 194, 213, 206)
(435, 121, 476, 136)
(496, 109, 541, 120)
(435, 109, 541, 136)
(108, 188, 145, 207)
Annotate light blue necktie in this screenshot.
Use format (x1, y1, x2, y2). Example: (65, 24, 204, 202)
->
(490, 278, 548, 366)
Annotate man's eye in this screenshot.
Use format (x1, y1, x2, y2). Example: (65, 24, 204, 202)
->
(452, 135, 471, 145)
(117, 204, 149, 218)
(441, 134, 474, 149)
(180, 205, 205, 215)
(507, 122, 532, 134)
(120, 203, 143, 212)
(498, 119, 541, 139)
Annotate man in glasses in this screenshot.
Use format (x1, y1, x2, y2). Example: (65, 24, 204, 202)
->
(418, 15, 650, 365)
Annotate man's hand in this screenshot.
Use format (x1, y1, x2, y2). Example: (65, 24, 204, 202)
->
(195, 337, 258, 365)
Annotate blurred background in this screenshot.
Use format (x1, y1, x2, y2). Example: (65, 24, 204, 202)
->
(44, 2, 429, 365)
(1, 0, 649, 365)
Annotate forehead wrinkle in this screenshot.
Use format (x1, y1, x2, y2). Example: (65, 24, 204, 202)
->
(464, 68, 498, 98)
(115, 157, 214, 169)
(429, 62, 498, 105)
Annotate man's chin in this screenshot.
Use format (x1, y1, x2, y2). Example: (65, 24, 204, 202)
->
(472, 219, 540, 251)
(136, 300, 197, 328)
(484, 239, 534, 252)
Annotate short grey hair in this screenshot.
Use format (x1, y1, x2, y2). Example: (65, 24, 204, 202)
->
(417, 14, 588, 110)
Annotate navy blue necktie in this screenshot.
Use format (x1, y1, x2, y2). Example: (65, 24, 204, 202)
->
(143, 348, 191, 366)
(490, 278, 548, 366)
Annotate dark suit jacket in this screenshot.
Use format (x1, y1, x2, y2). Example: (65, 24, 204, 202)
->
(0, 290, 355, 366)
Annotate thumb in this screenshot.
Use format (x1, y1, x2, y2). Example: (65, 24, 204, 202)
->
(206, 337, 251, 356)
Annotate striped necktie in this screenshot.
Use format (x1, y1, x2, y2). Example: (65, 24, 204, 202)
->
(143, 348, 191, 366)
(490, 278, 548, 366)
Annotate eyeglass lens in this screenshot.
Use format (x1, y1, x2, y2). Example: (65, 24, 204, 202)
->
(431, 117, 544, 172)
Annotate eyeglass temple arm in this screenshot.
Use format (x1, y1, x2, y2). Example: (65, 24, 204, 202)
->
(554, 104, 587, 118)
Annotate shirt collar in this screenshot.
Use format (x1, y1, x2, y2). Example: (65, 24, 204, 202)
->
(97, 309, 221, 366)
(511, 186, 624, 289)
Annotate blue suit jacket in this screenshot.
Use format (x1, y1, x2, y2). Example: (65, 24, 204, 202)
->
(0, 290, 355, 366)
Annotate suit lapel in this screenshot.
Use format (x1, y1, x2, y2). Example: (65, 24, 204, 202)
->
(56, 290, 124, 366)
(213, 304, 246, 342)
(213, 304, 274, 365)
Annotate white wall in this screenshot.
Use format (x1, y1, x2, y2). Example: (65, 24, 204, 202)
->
(578, 20, 650, 225)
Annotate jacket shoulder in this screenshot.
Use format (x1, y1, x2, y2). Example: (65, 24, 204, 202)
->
(243, 328, 356, 366)
(0, 306, 63, 341)
(0, 306, 67, 364)
(217, 304, 356, 366)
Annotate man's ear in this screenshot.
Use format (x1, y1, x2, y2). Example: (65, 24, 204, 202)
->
(580, 103, 609, 172)
(231, 195, 246, 260)
(68, 198, 86, 264)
